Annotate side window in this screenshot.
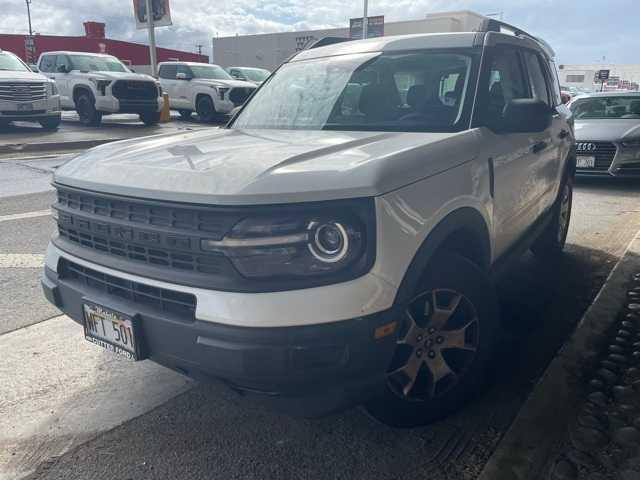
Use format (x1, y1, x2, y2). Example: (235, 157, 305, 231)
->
(159, 64, 177, 79)
(55, 55, 71, 72)
(523, 50, 550, 107)
(39, 55, 56, 73)
(176, 65, 192, 77)
(484, 46, 529, 126)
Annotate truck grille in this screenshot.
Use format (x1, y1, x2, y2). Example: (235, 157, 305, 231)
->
(229, 87, 255, 106)
(576, 141, 617, 171)
(0, 82, 47, 102)
(58, 258, 196, 320)
(112, 80, 158, 101)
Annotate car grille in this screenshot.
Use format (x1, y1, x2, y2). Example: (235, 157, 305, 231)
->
(112, 80, 158, 101)
(54, 186, 238, 276)
(576, 141, 617, 171)
(0, 82, 47, 102)
(58, 258, 196, 321)
(229, 87, 255, 106)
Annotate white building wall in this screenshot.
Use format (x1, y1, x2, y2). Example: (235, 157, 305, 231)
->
(559, 64, 640, 90)
(212, 10, 487, 71)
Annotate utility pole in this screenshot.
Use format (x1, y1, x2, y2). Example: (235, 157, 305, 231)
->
(362, 0, 368, 39)
(145, 0, 157, 77)
(25, 0, 35, 63)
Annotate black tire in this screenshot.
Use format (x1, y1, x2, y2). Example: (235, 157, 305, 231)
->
(531, 176, 573, 257)
(139, 111, 161, 126)
(75, 92, 102, 126)
(196, 95, 216, 123)
(39, 116, 61, 130)
(364, 253, 499, 427)
(178, 109, 192, 120)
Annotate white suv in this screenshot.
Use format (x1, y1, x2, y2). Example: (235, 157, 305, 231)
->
(37, 51, 163, 126)
(0, 49, 61, 130)
(42, 21, 575, 427)
(158, 61, 256, 122)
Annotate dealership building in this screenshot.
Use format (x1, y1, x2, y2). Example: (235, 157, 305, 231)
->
(212, 10, 486, 71)
(558, 64, 640, 91)
(0, 21, 207, 74)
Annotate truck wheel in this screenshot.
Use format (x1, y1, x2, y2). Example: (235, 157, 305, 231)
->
(531, 176, 573, 258)
(76, 93, 102, 126)
(39, 116, 61, 131)
(196, 95, 216, 123)
(139, 111, 161, 126)
(178, 109, 192, 120)
(365, 253, 499, 427)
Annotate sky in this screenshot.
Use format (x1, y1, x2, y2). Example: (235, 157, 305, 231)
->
(2, 0, 638, 65)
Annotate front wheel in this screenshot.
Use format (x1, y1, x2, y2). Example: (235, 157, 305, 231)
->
(139, 111, 161, 126)
(39, 116, 61, 130)
(196, 95, 217, 123)
(76, 93, 102, 126)
(531, 177, 573, 257)
(365, 253, 499, 427)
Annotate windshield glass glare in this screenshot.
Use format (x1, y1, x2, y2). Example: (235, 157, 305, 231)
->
(68, 55, 130, 73)
(570, 96, 640, 119)
(191, 65, 233, 80)
(233, 50, 474, 132)
(0, 52, 30, 72)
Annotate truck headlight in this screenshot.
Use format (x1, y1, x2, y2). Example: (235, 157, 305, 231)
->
(47, 82, 58, 96)
(89, 78, 112, 96)
(200, 200, 375, 281)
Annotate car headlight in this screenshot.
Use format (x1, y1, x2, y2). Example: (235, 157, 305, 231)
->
(200, 200, 375, 282)
(47, 82, 58, 96)
(622, 138, 640, 148)
(89, 78, 112, 96)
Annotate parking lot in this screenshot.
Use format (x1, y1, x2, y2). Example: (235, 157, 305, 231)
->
(2, 120, 639, 479)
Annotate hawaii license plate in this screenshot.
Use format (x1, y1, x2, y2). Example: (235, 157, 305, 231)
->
(83, 303, 141, 360)
(576, 155, 596, 169)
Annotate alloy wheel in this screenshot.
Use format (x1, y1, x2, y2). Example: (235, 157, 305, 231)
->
(387, 289, 480, 400)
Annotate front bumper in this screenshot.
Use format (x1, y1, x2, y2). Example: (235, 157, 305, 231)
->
(575, 141, 640, 178)
(42, 248, 399, 416)
(95, 95, 163, 114)
(0, 96, 61, 122)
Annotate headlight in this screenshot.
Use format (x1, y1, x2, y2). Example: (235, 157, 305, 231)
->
(200, 201, 375, 282)
(622, 138, 640, 148)
(89, 78, 112, 96)
(47, 82, 58, 96)
(218, 87, 229, 100)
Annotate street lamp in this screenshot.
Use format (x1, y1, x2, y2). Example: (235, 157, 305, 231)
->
(362, 0, 368, 39)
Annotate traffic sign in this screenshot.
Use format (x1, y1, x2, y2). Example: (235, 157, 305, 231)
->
(597, 70, 610, 81)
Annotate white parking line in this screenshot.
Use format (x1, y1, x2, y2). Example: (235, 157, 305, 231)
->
(0, 209, 51, 223)
(0, 254, 45, 268)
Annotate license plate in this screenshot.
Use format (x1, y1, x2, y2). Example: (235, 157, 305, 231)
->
(17, 103, 33, 111)
(83, 303, 141, 360)
(577, 155, 596, 169)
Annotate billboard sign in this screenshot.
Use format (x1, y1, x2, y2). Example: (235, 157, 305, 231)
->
(596, 69, 610, 81)
(133, 0, 172, 29)
(349, 15, 384, 39)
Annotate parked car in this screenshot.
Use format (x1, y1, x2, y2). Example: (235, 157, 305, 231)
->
(569, 91, 640, 177)
(226, 66, 271, 85)
(158, 61, 256, 122)
(42, 20, 575, 427)
(37, 51, 163, 126)
(0, 49, 61, 130)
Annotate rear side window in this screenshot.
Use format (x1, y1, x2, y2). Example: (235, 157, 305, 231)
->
(523, 50, 550, 107)
(159, 64, 177, 79)
(55, 55, 71, 72)
(39, 55, 56, 73)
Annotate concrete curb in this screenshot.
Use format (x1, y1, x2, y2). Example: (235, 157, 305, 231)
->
(0, 138, 122, 155)
(478, 231, 640, 480)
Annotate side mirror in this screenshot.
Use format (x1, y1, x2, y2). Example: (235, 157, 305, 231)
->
(176, 72, 192, 81)
(501, 99, 553, 133)
(56, 65, 68, 73)
(560, 92, 571, 105)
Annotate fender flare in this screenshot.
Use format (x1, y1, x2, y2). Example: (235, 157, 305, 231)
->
(393, 207, 491, 305)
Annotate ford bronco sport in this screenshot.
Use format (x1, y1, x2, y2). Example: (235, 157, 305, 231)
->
(42, 19, 575, 427)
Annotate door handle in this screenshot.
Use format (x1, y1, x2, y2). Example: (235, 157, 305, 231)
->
(558, 129, 569, 139)
(531, 141, 548, 154)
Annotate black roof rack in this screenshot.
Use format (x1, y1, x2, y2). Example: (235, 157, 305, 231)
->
(306, 37, 352, 50)
(478, 18, 555, 58)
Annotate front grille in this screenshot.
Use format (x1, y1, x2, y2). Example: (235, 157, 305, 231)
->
(59, 258, 196, 320)
(0, 82, 47, 101)
(576, 141, 617, 171)
(229, 87, 255, 106)
(112, 80, 158, 101)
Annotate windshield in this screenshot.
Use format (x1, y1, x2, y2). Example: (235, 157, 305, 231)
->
(191, 65, 233, 80)
(233, 49, 476, 132)
(0, 53, 30, 72)
(570, 96, 640, 119)
(68, 55, 129, 73)
(242, 68, 270, 82)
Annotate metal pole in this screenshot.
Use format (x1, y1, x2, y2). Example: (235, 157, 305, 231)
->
(25, 0, 35, 63)
(25, 0, 33, 36)
(145, 0, 157, 77)
(362, 0, 368, 39)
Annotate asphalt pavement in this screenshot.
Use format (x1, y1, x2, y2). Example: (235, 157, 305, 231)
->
(1, 148, 640, 479)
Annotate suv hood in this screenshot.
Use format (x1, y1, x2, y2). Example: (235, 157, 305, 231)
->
(72, 71, 156, 82)
(192, 78, 256, 89)
(575, 119, 640, 142)
(0, 70, 49, 82)
(54, 128, 478, 205)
